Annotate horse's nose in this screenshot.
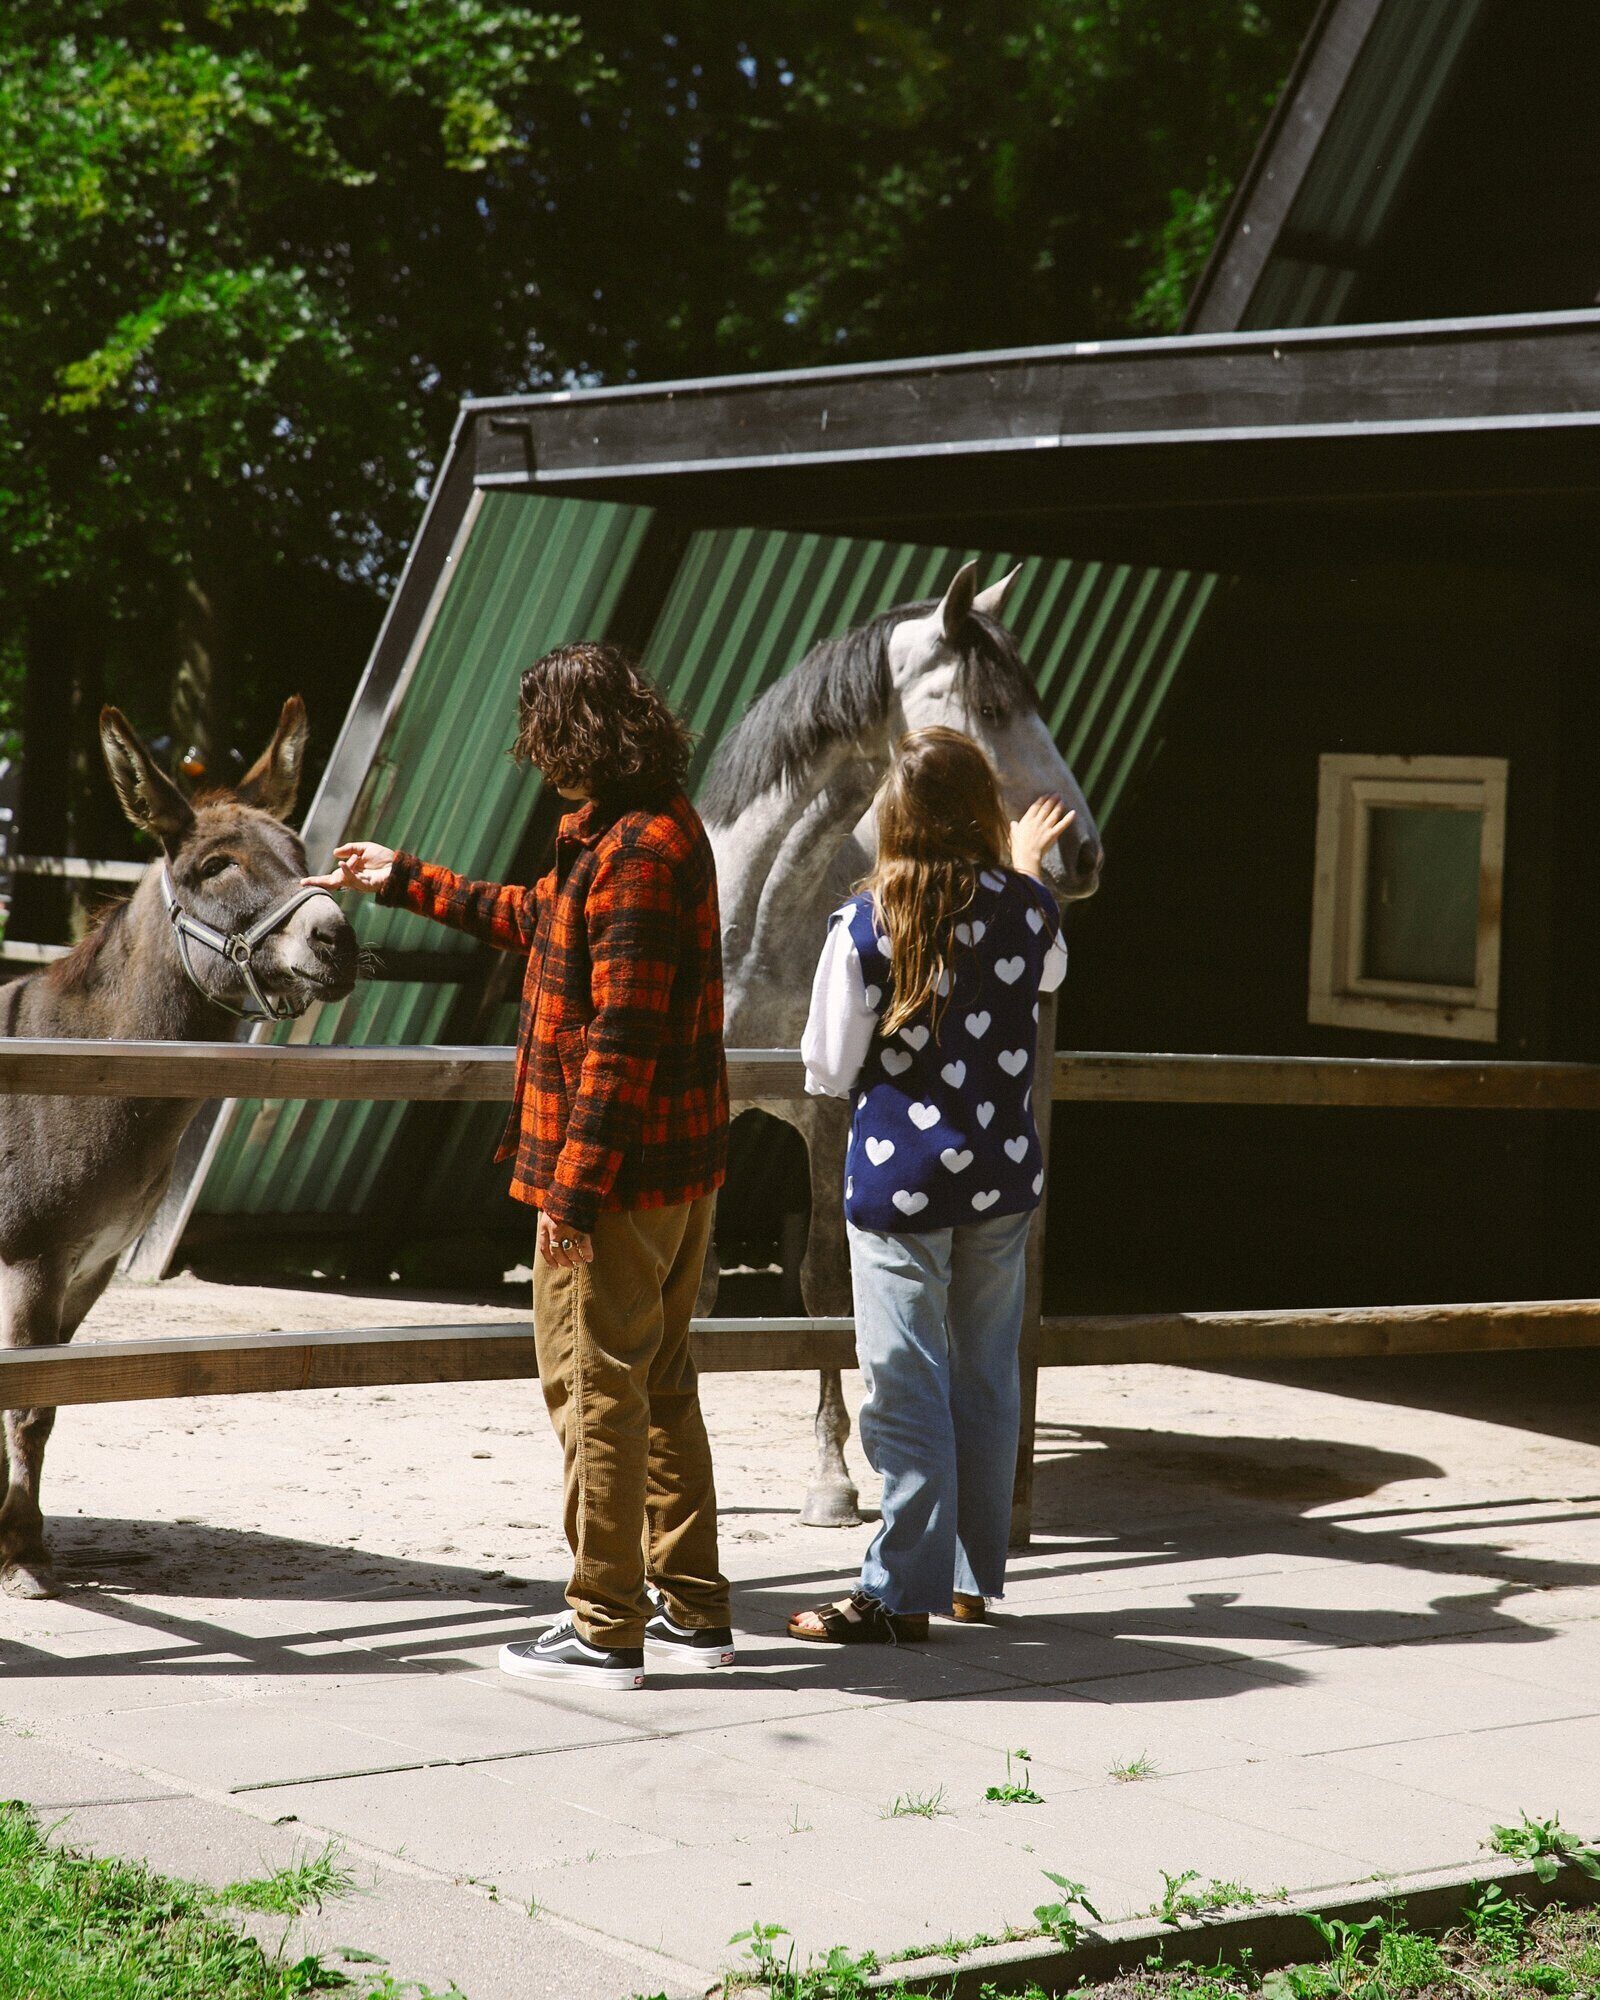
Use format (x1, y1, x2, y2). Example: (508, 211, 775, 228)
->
(1076, 838, 1102, 880)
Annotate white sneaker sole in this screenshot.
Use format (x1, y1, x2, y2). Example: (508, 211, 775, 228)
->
(643, 1635, 737, 1671)
(498, 1643, 644, 1690)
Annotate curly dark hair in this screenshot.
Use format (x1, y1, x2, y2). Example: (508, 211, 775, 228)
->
(514, 642, 693, 800)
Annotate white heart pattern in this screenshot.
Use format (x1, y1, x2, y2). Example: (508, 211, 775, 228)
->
(941, 1059, 966, 1088)
(1025, 905, 1045, 934)
(908, 1102, 940, 1131)
(864, 984, 882, 1009)
(995, 955, 1026, 985)
(976, 1101, 995, 1128)
(1032, 1171, 1045, 1195)
(954, 919, 988, 947)
(865, 1136, 896, 1166)
(998, 1048, 1029, 1077)
(846, 1177, 854, 1198)
(892, 1189, 929, 1216)
(881, 1048, 912, 1076)
(900, 1024, 930, 1050)
(964, 1010, 991, 1039)
(971, 1189, 1001, 1212)
(1004, 1135, 1029, 1162)
(936, 968, 952, 997)
(979, 869, 1006, 893)
(940, 1147, 973, 1174)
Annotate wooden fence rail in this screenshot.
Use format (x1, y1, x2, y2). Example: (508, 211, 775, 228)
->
(6, 1039, 1600, 1108)
(6, 1300, 1600, 1409)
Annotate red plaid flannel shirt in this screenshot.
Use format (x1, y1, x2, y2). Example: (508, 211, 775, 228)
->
(379, 791, 728, 1233)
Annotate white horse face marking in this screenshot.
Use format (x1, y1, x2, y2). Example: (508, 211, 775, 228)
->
(882, 564, 1102, 899)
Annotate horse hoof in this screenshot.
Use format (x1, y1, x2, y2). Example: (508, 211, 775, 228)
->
(801, 1482, 863, 1528)
(2, 1558, 60, 1600)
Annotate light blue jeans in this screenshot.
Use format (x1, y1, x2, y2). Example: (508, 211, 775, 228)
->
(847, 1207, 1034, 1615)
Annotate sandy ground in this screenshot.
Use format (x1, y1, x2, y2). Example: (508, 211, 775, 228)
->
(4, 1274, 1600, 1998)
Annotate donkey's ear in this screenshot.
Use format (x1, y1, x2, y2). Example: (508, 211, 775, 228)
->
(99, 708, 194, 850)
(938, 560, 979, 642)
(972, 563, 1023, 624)
(236, 695, 309, 820)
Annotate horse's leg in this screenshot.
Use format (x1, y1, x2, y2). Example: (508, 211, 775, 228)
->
(0, 1257, 67, 1599)
(796, 1102, 862, 1527)
(693, 1193, 721, 1319)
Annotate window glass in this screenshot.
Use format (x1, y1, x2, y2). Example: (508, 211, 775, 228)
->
(1362, 805, 1481, 986)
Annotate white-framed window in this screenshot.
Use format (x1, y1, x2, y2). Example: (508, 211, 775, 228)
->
(1308, 754, 1507, 1043)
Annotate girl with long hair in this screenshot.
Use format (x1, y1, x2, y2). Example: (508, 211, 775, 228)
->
(793, 726, 1071, 1644)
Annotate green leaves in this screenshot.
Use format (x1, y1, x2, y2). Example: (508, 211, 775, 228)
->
(1489, 1812, 1600, 1883)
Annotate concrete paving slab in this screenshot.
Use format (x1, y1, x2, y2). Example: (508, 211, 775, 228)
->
(1277, 1640, 1599, 1732)
(0, 1724, 181, 1807)
(1145, 1760, 1490, 1874)
(895, 1684, 1264, 1782)
(710, 1703, 1100, 1812)
(1323, 1714, 1600, 1820)
(527, 1814, 1150, 1971)
(1062, 1659, 1431, 1755)
(283, 1760, 677, 1899)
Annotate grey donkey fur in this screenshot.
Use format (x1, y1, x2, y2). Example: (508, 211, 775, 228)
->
(0, 699, 357, 1597)
(698, 563, 1102, 1524)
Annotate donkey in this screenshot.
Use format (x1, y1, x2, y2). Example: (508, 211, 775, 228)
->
(0, 698, 357, 1596)
(698, 562, 1102, 1524)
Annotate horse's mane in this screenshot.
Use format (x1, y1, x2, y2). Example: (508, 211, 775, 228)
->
(45, 896, 133, 996)
(698, 600, 1039, 826)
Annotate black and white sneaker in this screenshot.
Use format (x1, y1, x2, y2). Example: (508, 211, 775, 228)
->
(644, 1587, 736, 1670)
(499, 1617, 645, 1690)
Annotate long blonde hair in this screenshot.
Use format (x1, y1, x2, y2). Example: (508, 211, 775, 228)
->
(865, 728, 1010, 1037)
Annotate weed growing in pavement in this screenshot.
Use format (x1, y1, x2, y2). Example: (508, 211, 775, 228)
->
(880, 1786, 949, 1820)
(1111, 1752, 1159, 1782)
(1033, 1872, 1102, 1948)
(985, 1746, 1044, 1805)
(217, 1842, 355, 1916)
(1151, 1873, 1264, 1925)
(727, 1922, 884, 1997)
(1490, 1811, 1600, 1882)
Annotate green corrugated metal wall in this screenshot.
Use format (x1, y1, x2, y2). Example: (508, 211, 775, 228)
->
(193, 498, 1219, 1227)
(1242, 0, 1488, 330)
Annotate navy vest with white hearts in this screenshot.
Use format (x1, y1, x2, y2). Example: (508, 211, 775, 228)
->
(841, 870, 1060, 1233)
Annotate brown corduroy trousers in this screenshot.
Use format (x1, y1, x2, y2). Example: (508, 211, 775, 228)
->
(532, 1194, 729, 1648)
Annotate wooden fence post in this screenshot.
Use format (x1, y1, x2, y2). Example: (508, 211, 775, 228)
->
(1009, 988, 1058, 1551)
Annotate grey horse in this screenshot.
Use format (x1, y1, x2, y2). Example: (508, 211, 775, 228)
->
(697, 562, 1102, 1523)
(0, 700, 357, 1596)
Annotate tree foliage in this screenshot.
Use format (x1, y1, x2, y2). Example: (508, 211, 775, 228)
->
(0, 0, 1314, 843)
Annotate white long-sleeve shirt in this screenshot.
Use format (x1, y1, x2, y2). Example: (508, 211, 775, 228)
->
(801, 892, 1067, 1099)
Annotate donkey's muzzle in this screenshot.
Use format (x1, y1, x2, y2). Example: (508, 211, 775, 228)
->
(1075, 839, 1103, 881)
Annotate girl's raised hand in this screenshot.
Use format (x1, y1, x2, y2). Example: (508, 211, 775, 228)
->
(302, 840, 396, 895)
(1010, 796, 1076, 881)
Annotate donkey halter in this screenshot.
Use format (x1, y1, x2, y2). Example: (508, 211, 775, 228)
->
(161, 865, 326, 1022)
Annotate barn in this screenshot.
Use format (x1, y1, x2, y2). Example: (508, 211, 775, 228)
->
(137, 0, 1600, 1330)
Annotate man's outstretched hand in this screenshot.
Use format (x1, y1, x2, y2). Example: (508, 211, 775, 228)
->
(303, 841, 397, 895)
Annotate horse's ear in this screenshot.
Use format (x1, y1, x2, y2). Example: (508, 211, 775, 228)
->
(973, 564, 1023, 624)
(938, 561, 979, 642)
(99, 707, 194, 850)
(236, 695, 308, 820)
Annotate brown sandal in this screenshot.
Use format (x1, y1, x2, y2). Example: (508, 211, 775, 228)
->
(788, 1590, 930, 1646)
(950, 1592, 988, 1623)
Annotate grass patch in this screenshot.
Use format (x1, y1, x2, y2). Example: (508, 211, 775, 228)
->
(218, 1843, 356, 1916)
(1112, 1754, 1160, 1783)
(0, 1799, 461, 1999)
(879, 1787, 949, 1821)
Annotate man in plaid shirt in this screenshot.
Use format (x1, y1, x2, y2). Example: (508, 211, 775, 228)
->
(308, 643, 733, 1689)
